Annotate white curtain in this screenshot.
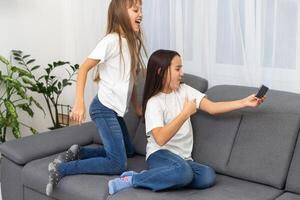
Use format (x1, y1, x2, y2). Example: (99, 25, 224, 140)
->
(143, 0, 300, 93)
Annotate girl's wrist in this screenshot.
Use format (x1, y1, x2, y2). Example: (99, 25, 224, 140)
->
(74, 97, 84, 105)
(240, 98, 248, 108)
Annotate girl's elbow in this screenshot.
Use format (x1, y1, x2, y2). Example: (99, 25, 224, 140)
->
(154, 138, 166, 146)
(207, 108, 217, 115)
(201, 101, 218, 115)
(157, 140, 166, 147)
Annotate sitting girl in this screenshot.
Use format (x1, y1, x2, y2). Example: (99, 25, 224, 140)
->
(108, 49, 265, 194)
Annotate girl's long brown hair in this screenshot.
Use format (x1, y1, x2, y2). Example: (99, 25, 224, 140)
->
(142, 49, 180, 116)
(94, 0, 146, 82)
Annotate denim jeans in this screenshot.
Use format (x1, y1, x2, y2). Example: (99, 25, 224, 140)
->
(132, 150, 216, 191)
(59, 96, 135, 176)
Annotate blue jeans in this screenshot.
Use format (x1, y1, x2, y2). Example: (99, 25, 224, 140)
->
(59, 96, 135, 176)
(132, 150, 216, 191)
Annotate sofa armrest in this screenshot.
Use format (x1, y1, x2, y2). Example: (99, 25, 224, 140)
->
(0, 122, 97, 165)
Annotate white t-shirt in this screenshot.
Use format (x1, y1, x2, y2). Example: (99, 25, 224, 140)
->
(145, 84, 206, 160)
(88, 33, 134, 117)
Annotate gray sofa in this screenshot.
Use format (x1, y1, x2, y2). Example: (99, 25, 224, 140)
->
(1, 74, 300, 200)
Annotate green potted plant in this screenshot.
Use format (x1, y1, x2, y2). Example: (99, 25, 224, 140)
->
(12, 50, 79, 129)
(0, 55, 43, 143)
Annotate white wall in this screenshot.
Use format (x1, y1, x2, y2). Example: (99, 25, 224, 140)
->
(0, 0, 110, 139)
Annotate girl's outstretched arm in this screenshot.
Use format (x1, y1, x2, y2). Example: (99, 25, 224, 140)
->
(151, 98, 197, 146)
(71, 58, 99, 124)
(199, 95, 264, 115)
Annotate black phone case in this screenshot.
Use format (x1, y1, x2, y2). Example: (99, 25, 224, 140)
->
(255, 85, 269, 98)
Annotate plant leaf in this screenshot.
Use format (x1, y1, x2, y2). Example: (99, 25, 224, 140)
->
(56, 61, 69, 66)
(31, 65, 40, 71)
(45, 68, 51, 75)
(0, 113, 5, 128)
(17, 103, 34, 117)
(11, 66, 34, 78)
(26, 59, 35, 65)
(0, 55, 9, 65)
(12, 124, 21, 139)
(62, 79, 68, 87)
(14, 57, 22, 61)
(22, 55, 30, 59)
(30, 127, 38, 134)
(74, 64, 80, 70)
(29, 97, 45, 115)
(4, 100, 18, 118)
(22, 77, 35, 86)
(11, 50, 22, 55)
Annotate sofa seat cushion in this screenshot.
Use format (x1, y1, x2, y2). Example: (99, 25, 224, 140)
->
(108, 175, 282, 200)
(22, 153, 111, 200)
(286, 135, 300, 194)
(22, 145, 147, 200)
(275, 192, 300, 200)
(24, 187, 55, 200)
(226, 113, 300, 189)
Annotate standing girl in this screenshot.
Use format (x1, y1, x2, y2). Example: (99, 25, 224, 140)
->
(46, 0, 146, 196)
(108, 49, 265, 194)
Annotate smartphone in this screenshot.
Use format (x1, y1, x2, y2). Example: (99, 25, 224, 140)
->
(255, 85, 269, 98)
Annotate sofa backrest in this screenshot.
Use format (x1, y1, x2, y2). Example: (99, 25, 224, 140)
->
(192, 85, 300, 189)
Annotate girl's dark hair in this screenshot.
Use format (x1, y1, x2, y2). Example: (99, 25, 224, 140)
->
(142, 49, 180, 116)
(94, 0, 146, 82)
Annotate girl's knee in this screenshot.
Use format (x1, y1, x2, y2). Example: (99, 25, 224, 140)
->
(175, 163, 194, 186)
(201, 166, 216, 188)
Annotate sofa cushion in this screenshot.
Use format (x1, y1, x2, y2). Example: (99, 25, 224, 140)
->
(182, 73, 208, 93)
(1, 157, 23, 200)
(285, 133, 300, 194)
(191, 111, 242, 173)
(275, 193, 300, 200)
(127, 154, 147, 172)
(226, 113, 300, 189)
(22, 145, 147, 200)
(132, 120, 147, 156)
(108, 175, 282, 200)
(22, 152, 111, 200)
(24, 187, 55, 200)
(123, 106, 141, 140)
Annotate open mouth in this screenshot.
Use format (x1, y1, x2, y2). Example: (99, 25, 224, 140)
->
(135, 18, 142, 25)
